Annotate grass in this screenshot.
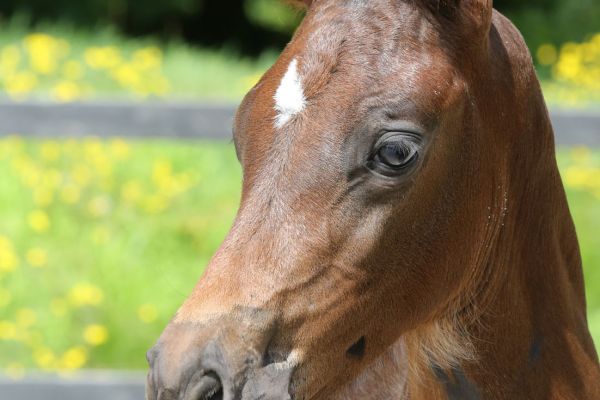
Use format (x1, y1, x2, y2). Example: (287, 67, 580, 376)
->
(0, 137, 599, 374)
(557, 149, 600, 345)
(0, 18, 599, 108)
(0, 137, 242, 372)
(0, 17, 278, 102)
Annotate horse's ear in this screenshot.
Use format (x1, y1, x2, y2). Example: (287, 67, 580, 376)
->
(459, 0, 493, 38)
(431, 0, 493, 45)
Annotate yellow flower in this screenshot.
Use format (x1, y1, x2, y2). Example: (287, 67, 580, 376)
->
(84, 46, 122, 69)
(32, 187, 54, 207)
(138, 304, 158, 323)
(550, 36, 600, 92)
(22, 330, 43, 348)
(132, 47, 162, 70)
(33, 346, 56, 369)
(537, 44, 558, 66)
(142, 194, 169, 214)
(87, 196, 112, 217)
(60, 184, 81, 204)
(0, 135, 22, 158)
(16, 308, 37, 327)
(0, 235, 12, 248)
(121, 180, 143, 204)
(0, 240, 19, 273)
(60, 346, 87, 370)
(17, 162, 41, 188)
(5, 71, 38, 99)
(26, 248, 48, 268)
(0, 320, 17, 340)
(242, 72, 263, 91)
(109, 138, 130, 159)
(83, 324, 109, 346)
(152, 159, 173, 188)
(0, 44, 21, 66)
(24, 33, 67, 75)
(0, 288, 12, 308)
(0, 45, 21, 73)
(0, 235, 18, 272)
(83, 139, 113, 178)
(71, 164, 92, 186)
(570, 146, 591, 164)
(50, 298, 68, 316)
(43, 169, 63, 189)
(53, 81, 82, 102)
(68, 283, 104, 307)
(40, 141, 61, 161)
(563, 166, 598, 190)
(63, 60, 84, 80)
(111, 63, 140, 87)
(150, 77, 171, 96)
(93, 156, 112, 179)
(28, 210, 51, 233)
(83, 138, 104, 158)
(91, 226, 110, 245)
(62, 138, 79, 156)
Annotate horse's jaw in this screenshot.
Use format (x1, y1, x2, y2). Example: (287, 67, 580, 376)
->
(327, 338, 409, 400)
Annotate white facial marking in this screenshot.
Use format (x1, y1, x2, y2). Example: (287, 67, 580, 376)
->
(274, 58, 306, 128)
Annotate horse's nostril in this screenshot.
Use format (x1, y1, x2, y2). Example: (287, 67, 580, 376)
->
(187, 372, 223, 400)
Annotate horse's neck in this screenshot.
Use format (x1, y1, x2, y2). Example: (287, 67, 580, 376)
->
(333, 188, 600, 400)
(330, 339, 409, 400)
(334, 272, 599, 400)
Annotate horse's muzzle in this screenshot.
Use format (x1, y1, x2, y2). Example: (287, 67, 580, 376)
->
(145, 338, 228, 400)
(146, 341, 295, 400)
(145, 312, 295, 400)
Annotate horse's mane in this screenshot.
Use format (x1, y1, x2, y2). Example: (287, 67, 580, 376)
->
(285, 0, 460, 10)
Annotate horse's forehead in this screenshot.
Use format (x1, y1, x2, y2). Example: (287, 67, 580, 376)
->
(269, 10, 438, 106)
(298, 2, 435, 74)
(236, 0, 457, 153)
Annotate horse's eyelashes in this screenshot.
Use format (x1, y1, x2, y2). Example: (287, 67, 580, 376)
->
(377, 143, 416, 168)
(367, 133, 422, 177)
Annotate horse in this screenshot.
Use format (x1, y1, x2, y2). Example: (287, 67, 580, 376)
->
(146, 0, 600, 399)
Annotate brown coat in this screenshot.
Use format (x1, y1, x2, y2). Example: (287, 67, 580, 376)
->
(146, 1, 600, 399)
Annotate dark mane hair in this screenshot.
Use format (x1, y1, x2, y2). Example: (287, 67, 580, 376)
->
(424, 0, 460, 17)
(286, 0, 459, 15)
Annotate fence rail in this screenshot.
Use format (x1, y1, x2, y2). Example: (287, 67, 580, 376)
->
(0, 100, 599, 145)
(0, 372, 145, 400)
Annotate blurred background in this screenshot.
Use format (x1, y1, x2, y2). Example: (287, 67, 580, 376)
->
(0, 0, 599, 382)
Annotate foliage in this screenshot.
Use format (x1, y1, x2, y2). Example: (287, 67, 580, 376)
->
(505, 0, 600, 58)
(0, 137, 599, 374)
(0, 0, 292, 55)
(1, 0, 596, 57)
(245, 0, 304, 35)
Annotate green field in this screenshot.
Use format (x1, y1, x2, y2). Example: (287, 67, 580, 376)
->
(0, 19, 599, 108)
(0, 20, 277, 102)
(0, 137, 599, 375)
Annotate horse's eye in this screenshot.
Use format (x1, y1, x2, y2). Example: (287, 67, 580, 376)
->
(376, 143, 416, 168)
(368, 133, 421, 176)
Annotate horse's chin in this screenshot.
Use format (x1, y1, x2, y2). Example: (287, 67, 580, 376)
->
(240, 361, 295, 399)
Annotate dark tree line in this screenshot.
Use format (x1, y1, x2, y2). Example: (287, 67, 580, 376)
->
(0, 0, 562, 55)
